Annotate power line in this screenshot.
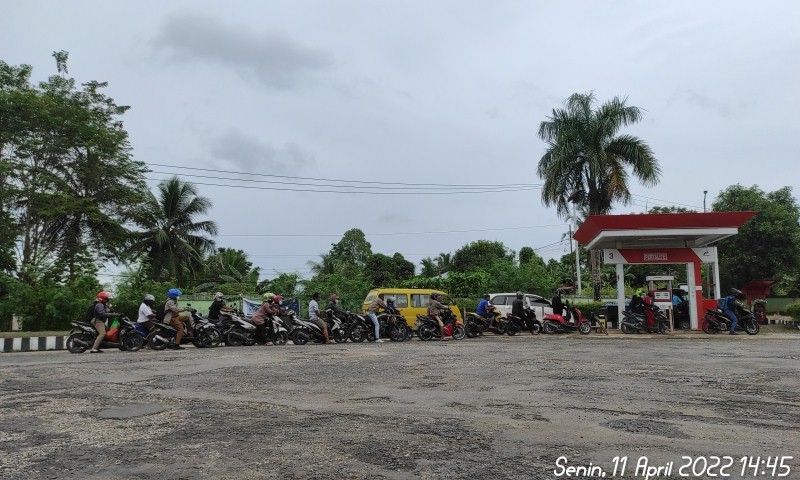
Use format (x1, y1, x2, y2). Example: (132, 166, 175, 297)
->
(215, 224, 566, 237)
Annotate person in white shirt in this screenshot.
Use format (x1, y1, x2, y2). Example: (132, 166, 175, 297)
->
(138, 294, 156, 331)
(309, 292, 333, 344)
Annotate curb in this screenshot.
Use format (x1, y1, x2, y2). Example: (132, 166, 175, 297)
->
(1, 336, 70, 353)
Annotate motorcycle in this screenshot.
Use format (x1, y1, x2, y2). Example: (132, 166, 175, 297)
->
(347, 312, 372, 343)
(146, 309, 222, 350)
(67, 316, 145, 353)
(373, 306, 412, 342)
(702, 305, 759, 335)
(542, 302, 591, 334)
(415, 309, 465, 341)
(506, 307, 543, 335)
(285, 310, 347, 345)
(213, 311, 257, 346)
(621, 306, 669, 334)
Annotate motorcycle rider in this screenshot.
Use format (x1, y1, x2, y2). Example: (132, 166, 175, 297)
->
(551, 290, 565, 317)
(723, 288, 744, 335)
(89, 291, 120, 353)
(208, 292, 233, 322)
(327, 294, 348, 317)
(427, 293, 450, 341)
(643, 290, 657, 332)
(251, 292, 278, 345)
(511, 291, 526, 322)
(137, 294, 157, 332)
(164, 288, 191, 349)
(630, 288, 645, 315)
(365, 293, 388, 343)
(308, 292, 333, 344)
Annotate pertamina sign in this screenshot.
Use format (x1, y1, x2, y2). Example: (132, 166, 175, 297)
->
(643, 253, 668, 261)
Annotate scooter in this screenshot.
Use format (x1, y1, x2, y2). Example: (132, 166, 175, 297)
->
(284, 310, 345, 345)
(702, 305, 759, 335)
(542, 302, 591, 334)
(67, 316, 144, 353)
(373, 305, 411, 342)
(621, 307, 669, 334)
(415, 309, 465, 341)
(214, 311, 257, 346)
(146, 309, 222, 350)
(507, 307, 543, 335)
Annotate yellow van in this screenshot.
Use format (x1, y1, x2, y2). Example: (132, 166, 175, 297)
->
(361, 288, 463, 329)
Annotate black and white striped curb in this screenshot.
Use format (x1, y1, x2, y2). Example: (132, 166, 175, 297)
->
(1, 336, 70, 353)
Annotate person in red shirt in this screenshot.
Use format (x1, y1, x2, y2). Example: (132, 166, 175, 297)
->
(643, 291, 656, 332)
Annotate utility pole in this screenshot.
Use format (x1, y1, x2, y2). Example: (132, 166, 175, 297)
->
(569, 225, 582, 296)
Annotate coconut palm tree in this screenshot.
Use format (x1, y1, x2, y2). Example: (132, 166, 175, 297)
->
(129, 176, 218, 285)
(537, 92, 660, 299)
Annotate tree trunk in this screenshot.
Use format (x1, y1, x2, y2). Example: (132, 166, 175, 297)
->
(590, 249, 602, 301)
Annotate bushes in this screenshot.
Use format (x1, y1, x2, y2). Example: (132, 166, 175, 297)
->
(785, 301, 800, 320)
(0, 274, 101, 331)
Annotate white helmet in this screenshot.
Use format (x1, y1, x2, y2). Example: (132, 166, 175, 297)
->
(214, 292, 224, 301)
(143, 294, 155, 302)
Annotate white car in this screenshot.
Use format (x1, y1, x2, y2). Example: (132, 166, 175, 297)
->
(488, 293, 554, 320)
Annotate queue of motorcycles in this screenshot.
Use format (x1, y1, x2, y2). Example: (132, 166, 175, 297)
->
(465, 305, 543, 337)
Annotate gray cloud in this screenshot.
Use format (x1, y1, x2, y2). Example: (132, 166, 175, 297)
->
(152, 12, 333, 90)
(210, 130, 316, 173)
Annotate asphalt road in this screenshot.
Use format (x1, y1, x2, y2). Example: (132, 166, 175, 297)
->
(1, 334, 798, 480)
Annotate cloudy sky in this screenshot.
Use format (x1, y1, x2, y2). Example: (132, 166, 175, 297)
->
(2, 0, 799, 284)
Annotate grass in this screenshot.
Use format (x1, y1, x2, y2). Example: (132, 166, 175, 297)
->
(0, 331, 70, 338)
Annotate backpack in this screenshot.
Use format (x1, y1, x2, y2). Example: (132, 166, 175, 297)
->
(716, 297, 727, 310)
(83, 300, 100, 322)
(155, 301, 167, 322)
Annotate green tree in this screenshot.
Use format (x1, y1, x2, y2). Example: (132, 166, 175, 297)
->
(452, 240, 513, 273)
(420, 257, 438, 277)
(519, 246, 535, 264)
(713, 185, 800, 291)
(129, 176, 218, 285)
(0, 52, 147, 282)
(537, 92, 661, 299)
(197, 248, 260, 293)
(329, 228, 372, 268)
(364, 252, 415, 287)
(648, 206, 696, 214)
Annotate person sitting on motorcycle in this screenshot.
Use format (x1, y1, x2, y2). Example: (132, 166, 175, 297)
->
(164, 288, 191, 350)
(511, 291, 526, 322)
(208, 291, 233, 322)
(309, 292, 333, 344)
(327, 294, 349, 320)
(137, 294, 157, 332)
(722, 288, 744, 335)
(428, 293, 450, 341)
(366, 293, 388, 343)
(89, 291, 121, 353)
(251, 292, 279, 346)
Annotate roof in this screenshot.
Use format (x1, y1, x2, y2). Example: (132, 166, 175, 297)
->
(573, 212, 757, 250)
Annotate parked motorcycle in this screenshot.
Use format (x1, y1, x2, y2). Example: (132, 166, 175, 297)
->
(146, 309, 222, 350)
(542, 302, 591, 334)
(67, 316, 144, 353)
(621, 307, 669, 334)
(702, 305, 759, 335)
(415, 309, 465, 341)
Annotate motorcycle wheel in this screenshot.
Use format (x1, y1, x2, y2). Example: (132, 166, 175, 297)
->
(389, 327, 405, 342)
(744, 321, 759, 335)
(332, 329, 348, 343)
(417, 324, 435, 341)
(701, 318, 719, 334)
(621, 322, 634, 334)
(147, 331, 169, 350)
(578, 322, 591, 335)
(242, 332, 257, 346)
(465, 324, 479, 338)
(493, 322, 507, 335)
(506, 323, 521, 336)
(530, 322, 542, 335)
(451, 325, 466, 340)
(404, 326, 414, 341)
(273, 331, 289, 345)
(225, 330, 245, 347)
(66, 333, 91, 354)
(659, 322, 670, 334)
(120, 332, 145, 352)
(365, 329, 377, 342)
(543, 321, 556, 334)
(292, 331, 309, 346)
(349, 325, 365, 343)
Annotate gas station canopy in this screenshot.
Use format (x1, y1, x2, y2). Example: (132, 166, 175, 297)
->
(573, 212, 757, 250)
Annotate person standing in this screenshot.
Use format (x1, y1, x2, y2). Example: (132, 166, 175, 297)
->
(309, 292, 333, 344)
(365, 293, 387, 343)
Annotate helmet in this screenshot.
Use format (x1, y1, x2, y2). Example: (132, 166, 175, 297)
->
(515, 291, 523, 299)
(167, 288, 182, 299)
(430, 293, 439, 301)
(635, 288, 645, 297)
(263, 292, 275, 302)
(213, 292, 224, 301)
(97, 291, 112, 303)
(730, 288, 744, 298)
(143, 294, 155, 305)
(482, 294, 490, 300)
(274, 295, 283, 304)
(387, 298, 395, 306)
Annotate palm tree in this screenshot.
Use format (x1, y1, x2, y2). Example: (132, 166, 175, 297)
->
(420, 257, 437, 277)
(130, 176, 218, 285)
(196, 248, 261, 293)
(537, 92, 660, 299)
(434, 252, 452, 275)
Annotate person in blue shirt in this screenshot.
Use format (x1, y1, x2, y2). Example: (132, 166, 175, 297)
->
(476, 294, 492, 319)
(723, 288, 744, 335)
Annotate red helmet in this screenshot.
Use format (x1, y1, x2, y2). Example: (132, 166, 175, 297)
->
(96, 291, 112, 303)
(273, 295, 283, 303)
